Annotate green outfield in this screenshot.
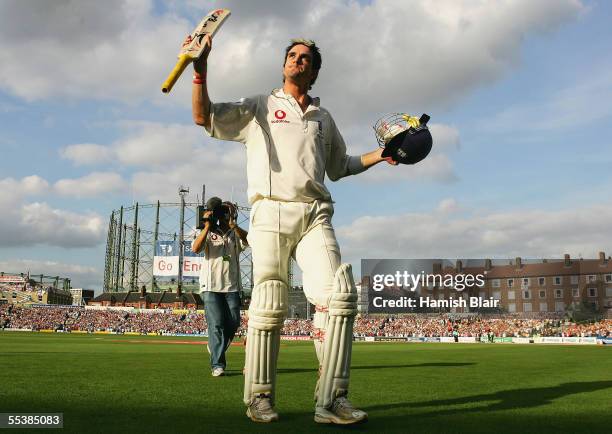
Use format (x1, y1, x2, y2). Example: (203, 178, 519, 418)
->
(0, 332, 609, 434)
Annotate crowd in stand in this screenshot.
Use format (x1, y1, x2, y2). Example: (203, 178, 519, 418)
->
(1, 305, 610, 338)
(354, 315, 611, 338)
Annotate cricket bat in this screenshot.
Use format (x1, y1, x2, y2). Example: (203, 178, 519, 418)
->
(161, 8, 231, 94)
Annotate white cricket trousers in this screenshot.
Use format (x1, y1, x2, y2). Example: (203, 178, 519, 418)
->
(247, 198, 341, 307)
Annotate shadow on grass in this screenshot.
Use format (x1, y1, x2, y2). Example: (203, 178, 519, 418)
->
(365, 380, 612, 415)
(277, 362, 476, 374)
(3, 381, 610, 434)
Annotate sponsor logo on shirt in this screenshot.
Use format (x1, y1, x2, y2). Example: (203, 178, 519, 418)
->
(271, 109, 290, 124)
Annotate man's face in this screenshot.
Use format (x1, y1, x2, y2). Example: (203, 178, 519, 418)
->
(284, 44, 317, 85)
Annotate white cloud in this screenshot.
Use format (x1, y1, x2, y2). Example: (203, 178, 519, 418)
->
(0, 175, 49, 197)
(359, 123, 460, 183)
(131, 140, 247, 202)
(54, 172, 125, 197)
(115, 121, 202, 167)
(337, 201, 612, 262)
(0, 176, 105, 248)
(60, 143, 114, 166)
(0, 0, 583, 118)
(437, 198, 459, 214)
(0, 258, 102, 290)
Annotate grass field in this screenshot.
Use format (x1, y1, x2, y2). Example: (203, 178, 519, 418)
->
(0, 332, 610, 434)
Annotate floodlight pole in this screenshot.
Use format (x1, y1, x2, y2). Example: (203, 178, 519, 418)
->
(114, 206, 124, 291)
(152, 201, 160, 292)
(177, 186, 189, 295)
(130, 202, 139, 291)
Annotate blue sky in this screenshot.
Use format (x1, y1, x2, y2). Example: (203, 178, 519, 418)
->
(1, 0, 610, 289)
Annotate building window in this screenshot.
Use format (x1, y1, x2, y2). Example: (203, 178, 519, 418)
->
(508, 303, 516, 313)
(555, 289, 563, 298)
(522, 278, 530, 287)
(605, 274, 612, 283)
(523, 290, 531, 299)
(587, 275, 597, 283)
(555, 301, 565, 312)
(572, 288, 580, 298)
(508, 290, 515, 300)
(507, 279, 514, 288)
(606, 287, 612, 297)
(539, 302, 548, 312)
(523, 303, 532, 312)
(493, 290, 501, 300)
(538, 277, 545, 286)
(491, 279, 500, 288)
(588, 288, 597, 297)
(539, 290, 546, 299)
(570, 275, 579, 285)
(554, 276, 562, 285)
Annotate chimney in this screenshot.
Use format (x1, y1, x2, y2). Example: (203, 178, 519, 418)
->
(140, 285, 146, 297)
(564, 254, 571, 267)
(515, 257, 522, 269)
(433, 262, 442, 274)
(485, 259, 492, 271)
(456, 260, 463, 273)
(599, 251, 606, 264)
(542, 259, 548, 263)
(176, 286, 182, 297)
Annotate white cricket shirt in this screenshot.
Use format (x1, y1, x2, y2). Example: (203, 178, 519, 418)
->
(206, 88, 356, 204)
(198, 230, 245, 293)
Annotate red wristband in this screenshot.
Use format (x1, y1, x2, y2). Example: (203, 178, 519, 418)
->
(193, 78, 203, 84)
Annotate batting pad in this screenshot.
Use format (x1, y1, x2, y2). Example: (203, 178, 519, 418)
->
(316, 264, 358, 408)
(313, 308, 328, 365)
(243, 280, 287, 405)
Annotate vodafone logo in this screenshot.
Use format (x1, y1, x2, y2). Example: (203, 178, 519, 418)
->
(271, 109, 290, 124)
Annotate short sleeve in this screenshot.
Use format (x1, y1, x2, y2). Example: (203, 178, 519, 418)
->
(325, 112, 352, 181)
(234, 232, 247, 253)
(205, 96, 260, 143)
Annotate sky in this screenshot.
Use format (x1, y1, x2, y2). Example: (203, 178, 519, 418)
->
(0, 0, 611, 291)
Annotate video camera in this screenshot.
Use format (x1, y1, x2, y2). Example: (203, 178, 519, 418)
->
(196, 197, 237, 230)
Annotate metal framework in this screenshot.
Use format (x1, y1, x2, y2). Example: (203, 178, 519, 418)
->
(103, 198, 253, 293)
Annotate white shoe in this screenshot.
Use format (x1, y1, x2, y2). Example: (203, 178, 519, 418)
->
(212, 367, 225, 377)
(246, 394, 279, 423)
(314, 396, 368, 425)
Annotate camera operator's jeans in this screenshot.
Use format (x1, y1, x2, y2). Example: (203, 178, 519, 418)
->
(202, 290, 241, 370)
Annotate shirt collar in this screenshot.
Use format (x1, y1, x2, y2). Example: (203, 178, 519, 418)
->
(272, 88, 320, 110)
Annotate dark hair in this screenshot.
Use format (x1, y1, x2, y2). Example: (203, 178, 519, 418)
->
(283, 39, 322, 89)
(206, 196, 222, 210)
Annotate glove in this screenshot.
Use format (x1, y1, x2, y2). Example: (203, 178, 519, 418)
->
(402, 115, 421, 129)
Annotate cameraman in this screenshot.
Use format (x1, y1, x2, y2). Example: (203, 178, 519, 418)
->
(193, 197, 248, 377)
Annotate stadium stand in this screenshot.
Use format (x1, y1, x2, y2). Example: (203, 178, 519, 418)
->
(1, 305, 610, 339)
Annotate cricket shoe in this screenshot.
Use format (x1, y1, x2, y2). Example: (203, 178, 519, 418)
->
(212, 367, 225, 377)
(314, 396, 368, 425)
(246, 394, 279, 423)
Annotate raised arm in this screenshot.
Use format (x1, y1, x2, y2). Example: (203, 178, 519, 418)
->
(192, 34, 212, 128)
(192, 210, 212, 255)
(229, 216, 249, 247)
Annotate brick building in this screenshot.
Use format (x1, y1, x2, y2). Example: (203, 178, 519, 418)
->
(89, 286, 203, 309)
(428, 252, 611, 315)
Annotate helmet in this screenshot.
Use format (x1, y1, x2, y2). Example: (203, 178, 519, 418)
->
(374, 113, 433, 165)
